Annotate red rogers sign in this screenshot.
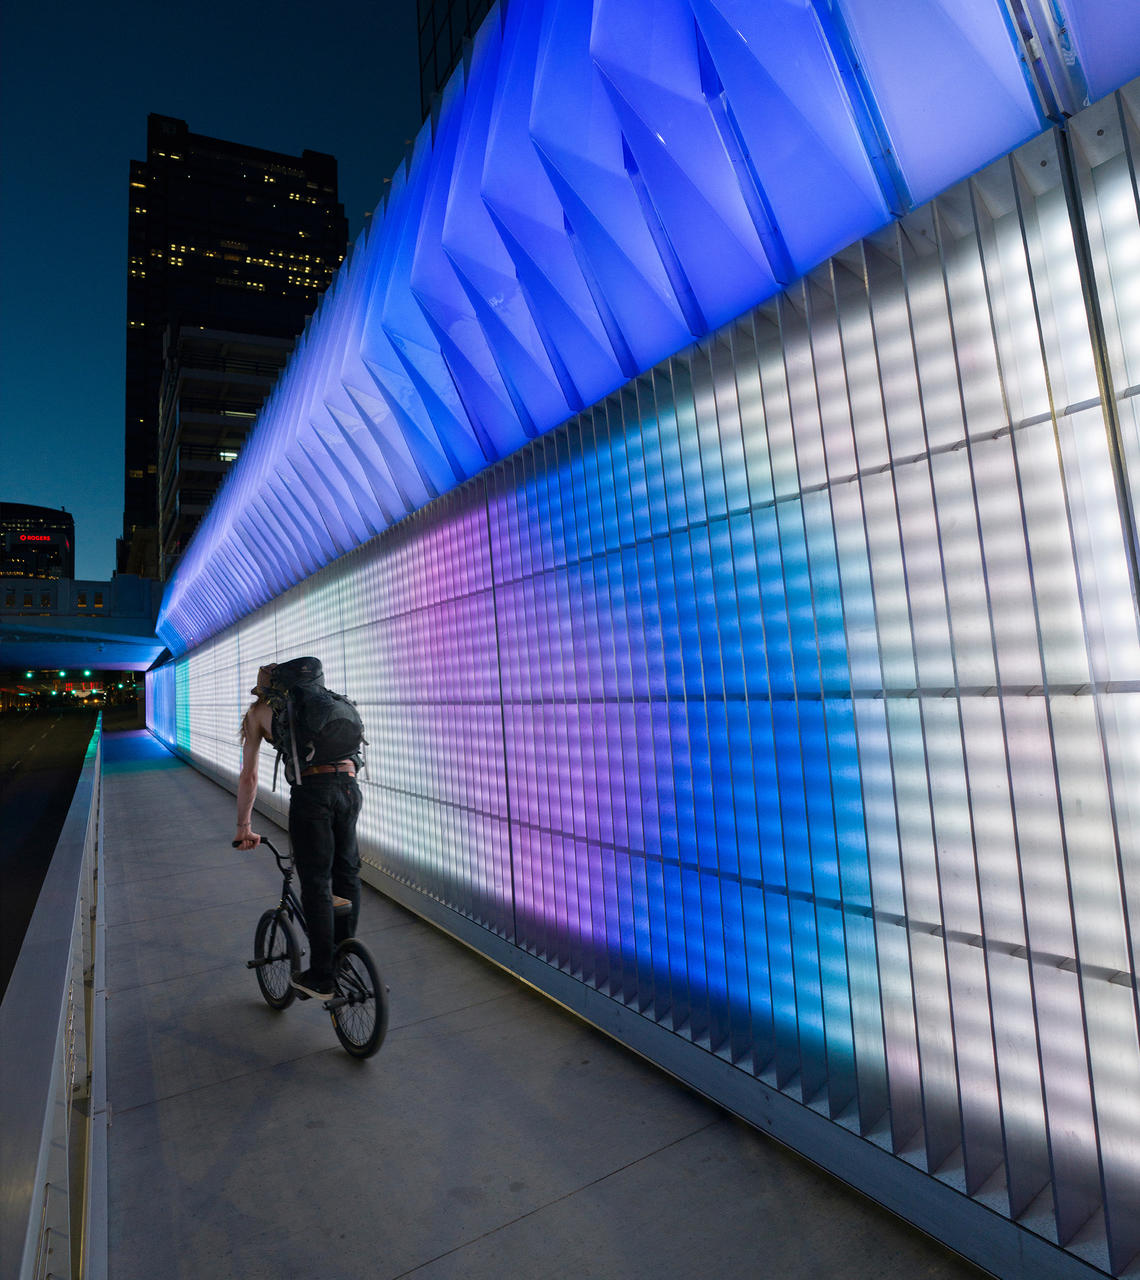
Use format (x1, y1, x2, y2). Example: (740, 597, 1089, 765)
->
(19, 534, 52, 541)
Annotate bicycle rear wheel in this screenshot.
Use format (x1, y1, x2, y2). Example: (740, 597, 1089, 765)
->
(253, 909, 300, 1009)
(330, 938, 388, 1058)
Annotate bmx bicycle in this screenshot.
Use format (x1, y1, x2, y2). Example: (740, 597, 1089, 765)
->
(238, 835, 388, 1058)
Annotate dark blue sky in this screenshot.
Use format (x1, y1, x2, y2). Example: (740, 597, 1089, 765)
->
(0, 1, 423, 581)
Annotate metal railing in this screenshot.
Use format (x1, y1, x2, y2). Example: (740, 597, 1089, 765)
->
(0, 716, 106, 1279)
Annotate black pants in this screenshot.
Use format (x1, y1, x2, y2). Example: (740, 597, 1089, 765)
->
(288, 774, 362, 982)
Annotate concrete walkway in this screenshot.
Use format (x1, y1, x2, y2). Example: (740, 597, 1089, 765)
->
(103, 729, 989, 1280)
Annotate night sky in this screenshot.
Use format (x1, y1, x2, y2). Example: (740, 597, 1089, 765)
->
(0, 1, 423, 581)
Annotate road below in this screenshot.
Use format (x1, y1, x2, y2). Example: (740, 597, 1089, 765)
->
(0, 709, 98, 999)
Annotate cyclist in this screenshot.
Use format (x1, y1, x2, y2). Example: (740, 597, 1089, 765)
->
(236, 662, 362, 1001)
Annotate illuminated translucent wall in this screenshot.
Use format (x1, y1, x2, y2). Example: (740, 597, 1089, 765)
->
(150, 85, 1140, 1278)
(156, 0, 1140, 657)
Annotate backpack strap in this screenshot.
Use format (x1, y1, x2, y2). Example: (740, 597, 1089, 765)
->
(286, 694, 304, 786)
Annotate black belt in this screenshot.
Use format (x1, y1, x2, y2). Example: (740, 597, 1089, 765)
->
(300, 763, 356, 778)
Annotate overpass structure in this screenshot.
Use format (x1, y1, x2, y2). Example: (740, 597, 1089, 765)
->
(146, 3, 1140, 1276)
(0, 575, 166, 672)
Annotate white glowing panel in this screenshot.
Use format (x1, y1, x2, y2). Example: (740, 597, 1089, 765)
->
(147, 83, 1140, 1279)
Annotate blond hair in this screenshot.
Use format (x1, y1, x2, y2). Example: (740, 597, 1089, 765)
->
(240, 664, 276, 740)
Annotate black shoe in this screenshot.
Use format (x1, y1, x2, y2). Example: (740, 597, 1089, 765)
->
(291, 969, 335, 1000)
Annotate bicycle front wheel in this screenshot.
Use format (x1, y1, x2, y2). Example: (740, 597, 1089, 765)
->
(330, 938, 388, 1058)
(253, 909, 300, 1010)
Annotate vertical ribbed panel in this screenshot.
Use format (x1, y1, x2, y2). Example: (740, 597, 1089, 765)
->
(150, 85, 1140, 1277)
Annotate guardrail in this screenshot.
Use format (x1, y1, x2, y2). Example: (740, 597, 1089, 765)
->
(0, 715, 106, 1279)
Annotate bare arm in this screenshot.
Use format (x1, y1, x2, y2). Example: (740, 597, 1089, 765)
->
(235, 702, 270, 849)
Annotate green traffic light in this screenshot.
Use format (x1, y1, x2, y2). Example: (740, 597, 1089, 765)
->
(25, 671, 33, 679)
(83, 669, 92, 677)
(58, 670, 66, 677)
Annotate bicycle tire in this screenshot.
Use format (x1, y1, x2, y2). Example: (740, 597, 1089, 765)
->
(330, 938, 388, 1058)
(253, 909, 300, 1010)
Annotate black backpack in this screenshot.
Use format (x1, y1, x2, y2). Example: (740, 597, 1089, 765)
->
(262, 656, 366, 788)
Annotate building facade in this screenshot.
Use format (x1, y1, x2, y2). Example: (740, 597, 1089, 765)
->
(0, 503, 75, 579)
(157, 327, 294, 580)
(122, 114, 347, 576)
(417, 0, 493, 118)
(0, 573, 165, 672)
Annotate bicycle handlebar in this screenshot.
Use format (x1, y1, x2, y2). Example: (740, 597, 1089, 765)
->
(232, 834, 291, 870)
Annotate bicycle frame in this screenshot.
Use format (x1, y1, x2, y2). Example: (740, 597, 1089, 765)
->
(261, 837, 309, 940)
(241, 834, 387, 1052)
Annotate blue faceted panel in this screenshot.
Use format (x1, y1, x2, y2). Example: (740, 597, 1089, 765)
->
(359, 153, 471, 494)
(379, 125, 490, 481)
(590, 0, 781, 331)
(481, 0, 626, 408)
(530, 0, 695, 369)
(686, 0, 894, 264)
(439, 12, 573, 438)
(832, 0, 1045, 205)
(410, 71, 531, 460)
(156, 0, 1140, 663)
(1058, 0, 1140, 103)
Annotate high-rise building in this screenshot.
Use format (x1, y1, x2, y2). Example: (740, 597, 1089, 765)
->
(0, 503, 75, 579)
(417, 0, 493, 119)
(121, 114, 348, 576)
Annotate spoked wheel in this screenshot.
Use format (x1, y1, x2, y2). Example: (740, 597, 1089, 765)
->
(329, 938, 388, 1058)
(252, 909, 301, 1009)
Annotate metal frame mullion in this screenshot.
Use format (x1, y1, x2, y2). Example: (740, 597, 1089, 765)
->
(708, 324, 765, 1071)
(631, 369, 681, 1032)
(970, 148, 1098, 1246)
(774, 282, 853, 1114)
(852, 233, 934, 1161)
(801, 265, 890, 1135)
(680, 339, 746, 1061)
(746, 303, 814, 1095)
(896, 205, 1003, 1194)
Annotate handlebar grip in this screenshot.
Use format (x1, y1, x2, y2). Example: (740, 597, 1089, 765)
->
(232, 836, 277, 853)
